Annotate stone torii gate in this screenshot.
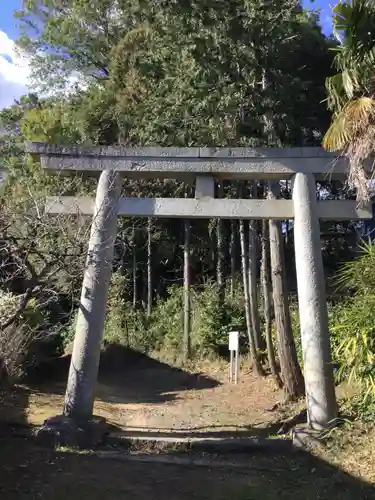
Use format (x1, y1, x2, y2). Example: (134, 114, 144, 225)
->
(26, 142, 371, 435)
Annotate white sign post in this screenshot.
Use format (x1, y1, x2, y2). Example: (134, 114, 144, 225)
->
(228, 331, 239, 384)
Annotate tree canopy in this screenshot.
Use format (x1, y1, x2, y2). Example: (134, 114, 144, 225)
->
(15, 0, 335, 147)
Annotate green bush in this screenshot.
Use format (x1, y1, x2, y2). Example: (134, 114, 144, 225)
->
(59, 314, 77, 348)
(0, 292, 50, 381)
(146, 282, 246, 356)
(191, 282, 246, 354)
(102, 278, 246, 358)
(147, 285, 185, 352)
(289, 286, 375, 402)
(289, 298, 342, 370)
(285, 243, 375, 403)
(335, 241, 375, 294)
(329, 243, 375, 401)
(330, 295, 375, 400)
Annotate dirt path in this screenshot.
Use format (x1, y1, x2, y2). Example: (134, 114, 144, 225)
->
(0, 347, 288, 437)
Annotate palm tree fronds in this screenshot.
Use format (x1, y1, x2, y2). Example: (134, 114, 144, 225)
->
(322, 111, 350, 151)
(344, 96, 375, 127)
(325, 73, 346, 112)
(324, 1, 375, 205)
(323, 97, 375, 151)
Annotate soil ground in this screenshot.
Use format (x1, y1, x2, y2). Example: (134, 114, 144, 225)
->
(0, 345, 291, 436)
(1, 345, 375, 499)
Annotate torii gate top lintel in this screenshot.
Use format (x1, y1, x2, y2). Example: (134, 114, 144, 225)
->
(25, 142, 348, 180)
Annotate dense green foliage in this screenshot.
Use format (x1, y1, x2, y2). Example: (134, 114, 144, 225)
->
(108, 280, 247, 357)
(330, 244, 375, 400)
(15, 0, 334, 147)
(61, 274, 246, 359)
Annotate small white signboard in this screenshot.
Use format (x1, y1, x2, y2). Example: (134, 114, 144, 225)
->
(229, 331, 239, 351)
(228, 331, 240, 384)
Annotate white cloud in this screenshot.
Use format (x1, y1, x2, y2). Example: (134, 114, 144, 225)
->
(0, 31, 31, 109)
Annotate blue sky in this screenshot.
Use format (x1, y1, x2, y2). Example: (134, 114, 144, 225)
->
(0, 0, 21, 40)
(0, 0, 336, 110)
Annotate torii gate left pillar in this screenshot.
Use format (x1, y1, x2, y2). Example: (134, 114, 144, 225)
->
(64, 170, 121, 419)
(26, 142, 371, 441)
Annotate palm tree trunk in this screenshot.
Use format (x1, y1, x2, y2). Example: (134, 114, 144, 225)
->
(268, 182, 304, 400)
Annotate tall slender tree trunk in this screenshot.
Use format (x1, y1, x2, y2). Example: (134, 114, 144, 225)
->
(261, 219, 282, 387)
(216, 182, 225, 304)
(260, 69, 301, 394)
(285, 219, 289, 247)
(247, 183, 264, 353)
(230, 219, 236, 297)
(284, 181, 290, 248)
(132, 223, 137, 309)
(183, 217, 191, 361)
(268, 182, 304, 400)
(239, 219, 263, 376)
(147, 217, 152, 318)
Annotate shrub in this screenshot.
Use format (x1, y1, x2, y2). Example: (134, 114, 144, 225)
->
(335, 241, 375, 294)
(288, 290, 375, 399)
(288, 298, 342, 370)
(0, 291, 46, 382)
(102, 279, 246, 358)
(147, 285, 185, 351)
(191, 282, 246, 354)
(59, 314, 77, 349)
(330, 295, 375, 400)
(104, 271, 155, 349)
(326, 243, 375, 402)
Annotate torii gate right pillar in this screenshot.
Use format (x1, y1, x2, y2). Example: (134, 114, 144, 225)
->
(293, 172, 337, 429)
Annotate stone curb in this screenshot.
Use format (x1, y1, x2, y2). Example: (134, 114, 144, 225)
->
(106, 433, 295, 454)
(1, 419, 321, 454)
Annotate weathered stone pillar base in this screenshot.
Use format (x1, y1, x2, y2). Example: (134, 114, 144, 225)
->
(293, 172, 337, 430)
(36, 415, 108, 448)
(291, 426, 321, 451)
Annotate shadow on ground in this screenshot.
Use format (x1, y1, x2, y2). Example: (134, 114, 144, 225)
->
(0, 385, 30, 436)
(24, 343, 220, 406)
(113, 409, 307, 439)
(0, 436, 374, 500)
